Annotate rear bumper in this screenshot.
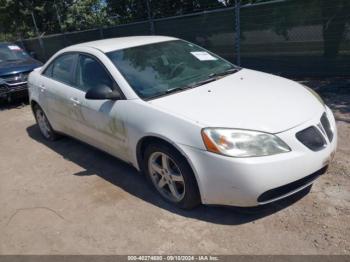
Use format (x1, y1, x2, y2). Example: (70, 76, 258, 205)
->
(179, 106, 337, 207)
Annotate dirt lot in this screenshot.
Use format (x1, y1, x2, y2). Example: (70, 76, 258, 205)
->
(0, 81, 349, 255)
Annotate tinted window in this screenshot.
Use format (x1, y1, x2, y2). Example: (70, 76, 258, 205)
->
(43, 63, 53, 77)
(0, 45, 29, 62)
(51, 54, 76, 84)
(107, 40, 236, 99)
(75, 55, 113, 92)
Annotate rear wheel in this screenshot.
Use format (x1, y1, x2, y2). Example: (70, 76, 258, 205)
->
(33, 105, 60, 141)
(144, 143, 201, 209)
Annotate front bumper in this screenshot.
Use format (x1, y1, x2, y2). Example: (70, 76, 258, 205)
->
(179, 106, 337, 207)
(0, 83, 28, 99)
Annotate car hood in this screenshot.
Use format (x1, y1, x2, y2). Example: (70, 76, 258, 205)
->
(149, 69, 324, 133)
(0, 58, 42, 76)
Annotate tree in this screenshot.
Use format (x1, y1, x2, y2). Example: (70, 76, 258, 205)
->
(105, 0, 148, 23)
(0, 0, 74, 39)
(62, 0, 112, 31)
(105, 0, 228, 21)
(1, 0, 349, 61)
(0, 0, 112, 40)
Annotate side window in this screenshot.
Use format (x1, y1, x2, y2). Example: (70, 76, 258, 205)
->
(75, 55, 113, 92)
(50, 53, 76, 84)
(43, 62, 53, 77)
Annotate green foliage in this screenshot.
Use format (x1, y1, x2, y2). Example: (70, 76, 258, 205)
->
(0, 0, 264, 40)
(62, 0, 113, 31)
(0, 0, 114, 40)
(105, 0, 148, 23)
(0, 0, 348, 59)
(0, 0, 63, 39)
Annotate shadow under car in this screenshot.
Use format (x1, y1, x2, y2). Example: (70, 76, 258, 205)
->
(26, 124, 313, 225)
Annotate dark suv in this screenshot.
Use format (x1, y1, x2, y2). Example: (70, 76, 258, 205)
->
(0, 43, 42, 102)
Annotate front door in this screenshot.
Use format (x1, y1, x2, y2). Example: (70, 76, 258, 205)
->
(68, 54, 130, 162)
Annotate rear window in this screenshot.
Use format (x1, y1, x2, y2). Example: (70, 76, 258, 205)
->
(0, 45, 29, 62)
(43, 53, 76, 84)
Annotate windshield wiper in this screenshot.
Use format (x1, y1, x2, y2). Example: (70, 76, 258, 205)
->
(184, 77, 218, 89)
(164, 86, 187, 95)
(146, 75, 225, 100)
(208, 68, 241, 78)
(145, 86, 187, 100)
(162, 77, 218, 95)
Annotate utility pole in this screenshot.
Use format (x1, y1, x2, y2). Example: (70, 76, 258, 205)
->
(146, 0, 155, 35)
(235, 0, 241, 66)
(54, 0, 63, 32)
(31, 11, 40, 37)
(31, 11, 45, 60)
(53, 0, 68, 45)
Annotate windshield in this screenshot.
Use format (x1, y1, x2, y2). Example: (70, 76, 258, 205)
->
(0, 45, 29, 62)
(107, 40, 237, 99)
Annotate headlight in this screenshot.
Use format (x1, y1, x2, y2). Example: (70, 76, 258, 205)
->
(201, 128, 291, 157)
(303, 84, 324, 106)
(21, 73, 28, 81)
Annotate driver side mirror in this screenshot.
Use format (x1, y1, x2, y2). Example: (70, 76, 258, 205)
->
(85, 84, 121, 100)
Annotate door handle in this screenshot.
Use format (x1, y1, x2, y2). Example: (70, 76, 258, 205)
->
(39, 84, 46, 93)
(70, 97, 81, 106)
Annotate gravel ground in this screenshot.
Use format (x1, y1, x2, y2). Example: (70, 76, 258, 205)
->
(0, 81, 349, 255)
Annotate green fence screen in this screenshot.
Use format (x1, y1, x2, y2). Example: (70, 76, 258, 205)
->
(18, 0, 350, 77)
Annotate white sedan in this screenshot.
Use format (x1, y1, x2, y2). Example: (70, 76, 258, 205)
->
(28, 36, 337, 209)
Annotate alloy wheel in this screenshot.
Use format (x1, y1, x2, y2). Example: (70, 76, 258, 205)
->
(36, 108, 51, 139)
(148, 152, 186, 202)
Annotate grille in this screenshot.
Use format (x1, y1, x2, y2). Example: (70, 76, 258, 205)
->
(0, 84, 27, 95)
(320, 113, 333, 142)
(296, 126, 326, 151)
(257, 165, 328, 203)
(0, 72, 29, 86)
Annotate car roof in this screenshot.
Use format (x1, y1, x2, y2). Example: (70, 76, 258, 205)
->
(68, 35, 178, 53)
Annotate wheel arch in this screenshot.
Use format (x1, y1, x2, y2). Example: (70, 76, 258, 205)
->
(30, 99, 58, 132)
(136, 135, 184, 170)
(136, 135, 203, 200)
(30, 99, 48, 118)
(30, 99, 51, 119)
(30, 99, 39, 112)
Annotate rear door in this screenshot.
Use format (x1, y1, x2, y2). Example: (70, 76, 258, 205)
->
(41, 53, 79, 134)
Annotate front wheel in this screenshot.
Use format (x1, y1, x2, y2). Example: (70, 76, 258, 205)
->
(144, 144, 201, 209)
(33, 105, 60, 141)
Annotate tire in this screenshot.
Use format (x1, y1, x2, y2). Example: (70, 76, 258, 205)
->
(143, 143, 201, 209)
(33, 104, 60, 141)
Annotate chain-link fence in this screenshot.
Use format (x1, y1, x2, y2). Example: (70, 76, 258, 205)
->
(13, 0, 350, 77)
